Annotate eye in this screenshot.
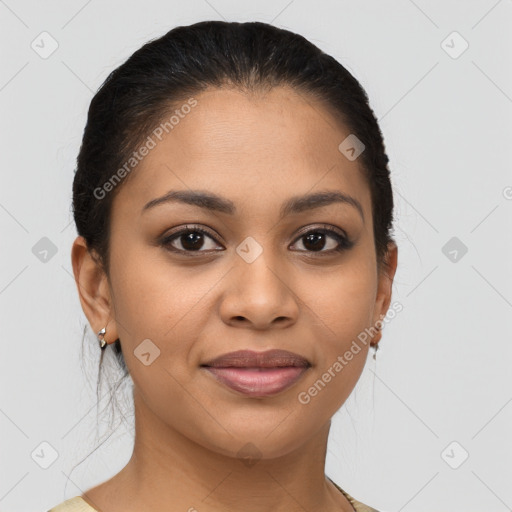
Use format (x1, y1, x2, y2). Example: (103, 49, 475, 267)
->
(160, 224, 353, 256)
(161, 225, 223, 254)
(290, 225, 354, 255)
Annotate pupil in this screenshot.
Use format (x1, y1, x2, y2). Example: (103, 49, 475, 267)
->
(182, 232, 204, 250)
(304, 232, 325, 251)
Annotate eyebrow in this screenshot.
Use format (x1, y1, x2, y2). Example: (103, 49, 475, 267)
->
(142, 189, 364, 222)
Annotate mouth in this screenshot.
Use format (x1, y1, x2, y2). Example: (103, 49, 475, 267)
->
(200, 349, 311, 398)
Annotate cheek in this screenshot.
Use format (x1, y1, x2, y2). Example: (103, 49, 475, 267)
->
(293, 287, 373, 431)
(300, 259, 376, 396)
(109, 239, 185, 330)
(108, 246, 221, 369)
(107, 253, 209, 423)
(308, 260, 377, 342)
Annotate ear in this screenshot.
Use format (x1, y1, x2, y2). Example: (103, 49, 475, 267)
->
(71, 236, 119, 345)
(371, 241, 398, 345)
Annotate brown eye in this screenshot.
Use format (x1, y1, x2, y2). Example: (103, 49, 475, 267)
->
(161, 224, 353, 257)
(162, 226, 223, 254)
(291, 227, 353, 254)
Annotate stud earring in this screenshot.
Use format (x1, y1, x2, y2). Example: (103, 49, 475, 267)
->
(97, 327, 107, 350)
(372, 343, 379, 360)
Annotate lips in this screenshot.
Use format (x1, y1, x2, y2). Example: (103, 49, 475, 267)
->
(202, 349, 311, 368)
(201, 349, 311, 398)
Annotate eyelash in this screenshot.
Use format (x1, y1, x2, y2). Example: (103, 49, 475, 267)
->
(160, 224, 354, 257)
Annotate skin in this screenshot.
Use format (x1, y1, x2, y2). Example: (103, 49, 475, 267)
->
(72, 85, 398, 512)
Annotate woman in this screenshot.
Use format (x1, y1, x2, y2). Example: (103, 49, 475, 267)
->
(49, 20, 397, 512)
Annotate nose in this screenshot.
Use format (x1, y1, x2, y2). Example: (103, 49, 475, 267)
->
(219, 255, 299, 330)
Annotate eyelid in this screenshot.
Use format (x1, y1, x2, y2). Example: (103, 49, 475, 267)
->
(289, 224, 353, 254)
(292, 223, 348, 241)
(161, 224, 223, 249)
(163, 223, 220, 238)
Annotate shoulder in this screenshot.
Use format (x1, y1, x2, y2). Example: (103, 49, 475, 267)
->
(342, 491, 381, 512)
(330, 479, 381, 512)
(49, 487, 383, 512)
(47, 496, 98, 512)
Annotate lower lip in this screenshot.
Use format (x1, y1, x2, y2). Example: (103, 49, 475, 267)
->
(203, 366, 309, 397)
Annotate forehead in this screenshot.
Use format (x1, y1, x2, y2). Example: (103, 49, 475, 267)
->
(112, 86, 371, 219)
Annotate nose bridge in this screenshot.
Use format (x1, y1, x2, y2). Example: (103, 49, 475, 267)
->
(240, 247, 284, 294)
(220, 242, 299, 328)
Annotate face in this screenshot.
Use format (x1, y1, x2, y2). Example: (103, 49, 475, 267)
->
(75, 86, 396, 460)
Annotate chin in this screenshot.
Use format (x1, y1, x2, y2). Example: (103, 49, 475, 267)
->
(192, 409, 325, 461)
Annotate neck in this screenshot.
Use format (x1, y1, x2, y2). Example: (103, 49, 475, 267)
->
(84, 386, 354, 512)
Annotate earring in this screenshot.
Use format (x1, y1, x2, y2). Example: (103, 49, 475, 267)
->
(97, 327, 108, 350)
(372, 322, 383, 360)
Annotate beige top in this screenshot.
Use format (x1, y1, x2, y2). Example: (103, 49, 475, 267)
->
(47, 480, 379, 511)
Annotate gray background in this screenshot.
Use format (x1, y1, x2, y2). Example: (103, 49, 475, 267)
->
(1, 1, 511, 511)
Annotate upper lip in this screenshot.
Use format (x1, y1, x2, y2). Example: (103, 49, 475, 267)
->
(201, 349, 311, 368)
